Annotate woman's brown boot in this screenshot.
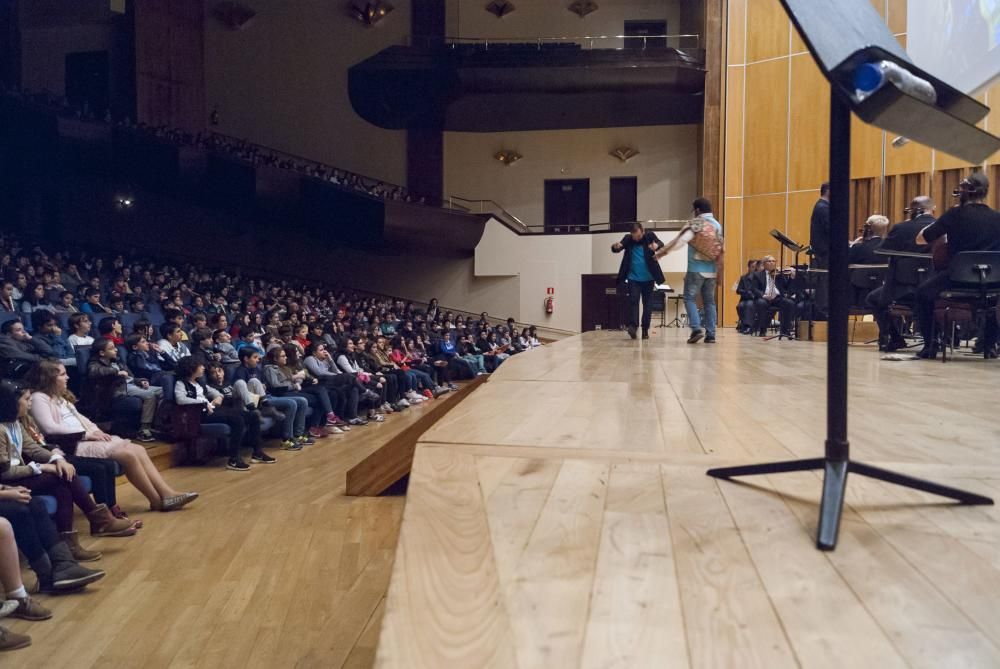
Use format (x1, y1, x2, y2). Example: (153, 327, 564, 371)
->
(86, 504, 138, 537)
(59, 531, 102, 562)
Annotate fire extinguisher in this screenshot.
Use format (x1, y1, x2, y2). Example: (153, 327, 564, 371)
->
(544, 296, 554, 314)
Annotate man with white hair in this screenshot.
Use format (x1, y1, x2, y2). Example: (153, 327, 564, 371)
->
(848, 214, 890, 265)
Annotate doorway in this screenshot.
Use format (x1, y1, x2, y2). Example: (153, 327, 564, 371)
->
(544, 179, 590, 233)
(624, 20, 667, 49)
(609, 176, 638, 231)
(581, 274, 624, 331)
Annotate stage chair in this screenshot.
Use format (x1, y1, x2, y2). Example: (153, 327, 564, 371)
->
(886, 256, 933, 344)
(933, 251, 1000, 363)
(847, 265, 888, 343)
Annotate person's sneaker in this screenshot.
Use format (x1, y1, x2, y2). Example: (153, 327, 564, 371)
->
(308, 426, 328, 439)
(251, 452, 277, 464)
(280, 439, 303, 451)
(0, 600, 16, 619)
(397, 398, 410, 407)
(0, 626, 31, 651)
(325, 426, 344, 435)
(160, 494, 197, 511)
(436, 385, 451, 394)
(687, 330, 704, 344)
(641, 330, 649, 340)
(423, 389, 434, 399)
(627, 325, 637, 340)
(226, 459, 251, 471)
(325, 412, 339, 425)
(137, 428, 155, 442)
(297, 435, 315, 446)
(349, 417, 368, 426)
(704, 335, 716, 343)
(371, 414, 386, 423)
(12, 596, 52, 621)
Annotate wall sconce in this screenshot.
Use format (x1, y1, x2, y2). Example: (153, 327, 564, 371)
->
(568, 0, 598, 18)
(485, 1, 516, 18)
(212, 1, 256, 30)
(610, 146, 639, 162)
(350, 1, 394, 26)
(494, 150, 522, 166)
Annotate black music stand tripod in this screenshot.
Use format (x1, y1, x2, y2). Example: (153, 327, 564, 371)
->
(707, 0, 996, 551)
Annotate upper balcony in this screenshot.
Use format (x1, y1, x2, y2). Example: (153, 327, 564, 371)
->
(349, 34, 706, 132)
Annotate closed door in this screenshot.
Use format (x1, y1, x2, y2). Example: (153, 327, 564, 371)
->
(624, 20, 667, 49)
(581, 274, 624, 331)
(609, 176, 638, 231)
(544, 179, 590, 233)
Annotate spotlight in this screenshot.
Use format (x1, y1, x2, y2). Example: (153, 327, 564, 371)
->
(114, 195, 135, 210)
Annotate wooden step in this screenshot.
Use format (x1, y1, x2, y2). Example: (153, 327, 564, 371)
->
(346, 377, 487, 496)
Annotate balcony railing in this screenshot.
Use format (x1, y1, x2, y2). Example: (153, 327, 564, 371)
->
(408, 33, 701, 51)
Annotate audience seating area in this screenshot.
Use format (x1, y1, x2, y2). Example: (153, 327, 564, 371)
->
(0, 232, 542, 651)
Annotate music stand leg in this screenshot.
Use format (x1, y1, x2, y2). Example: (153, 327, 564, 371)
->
(703, 91, 994, 551)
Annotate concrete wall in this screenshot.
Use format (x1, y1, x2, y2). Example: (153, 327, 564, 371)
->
(203, 0, 411, 184)
(445, 124, 700, 227)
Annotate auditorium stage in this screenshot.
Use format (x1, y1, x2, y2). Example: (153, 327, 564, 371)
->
(375, 329, 1000, 669)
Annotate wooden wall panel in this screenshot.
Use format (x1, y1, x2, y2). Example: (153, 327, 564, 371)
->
(788, 54, 829, 192)
(746, 0, 788, 63)
(886, 0, 906, 34)
(744, 59, 788, 195)
(727, 0, 746, 65)
(786, 190, 819, 251)
(742, 194, 786, 261)
(850, 113, 883, 179)
(722, 197, 743, 324)
(884, 139, 932, 176)
(725, 67, 745, 197)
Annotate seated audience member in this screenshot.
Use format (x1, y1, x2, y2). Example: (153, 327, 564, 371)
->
(262, 347, 323, 441)
(0, 380, 135, 558)
(19, 283, 54, 318)
(336, 339, 387, 422)
(0, 485, 105, 599)
(303, 343, 365, 426)
(30, 312, 74, 367)
(97, 316, 124, 346)
(125, 334, 165, 385)
(162, 308, 190, 341)
(79, 288, 110, 315)
(156, 323, 190, 371)
(0, 319, 55, 378)
(866, 196, 934, 351)
(213, 329, 239, 366)
(736, 260, 759, 334)
(233, 348, 305, 450)
(0, 282, 16, 313)
(174, 356, 256, 471)
(848, 215, 890, 265)
(28, 360, 196, 512)
(751, 256, 797, 337)
(204, 362, 274, 464)
(458, 335, 489, 375)
(428, 333, 473, 380)
(66, 313, 93, 349)
(86, 339, 161, 441)
(54, 291, 78, 314)
(390, 336, 442, 396)
(188, 329, 222, 368)
(373, 336, 426, 403)
(283, 344, 344, 436)
(0, 517, 46, 650)
(359, 340, 405, 413)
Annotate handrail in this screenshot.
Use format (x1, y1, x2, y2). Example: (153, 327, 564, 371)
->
(409, 33, 701, 50)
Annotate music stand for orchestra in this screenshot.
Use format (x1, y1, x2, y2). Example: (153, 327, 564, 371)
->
(707, 0, 998, 551)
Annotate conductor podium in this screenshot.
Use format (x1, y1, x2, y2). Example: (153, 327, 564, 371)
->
(706, 0, 998, 550)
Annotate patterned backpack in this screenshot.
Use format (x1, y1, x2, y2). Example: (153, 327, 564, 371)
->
(686, 218, 724, 261)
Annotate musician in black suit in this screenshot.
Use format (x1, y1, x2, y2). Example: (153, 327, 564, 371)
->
(612, 222, 665, 340)
(809, 182, 831, 269)
(848, 215, 889, 265)
(865, 197, 933, 351)
(750, 256, 797, 337)
(735, 260, 759, 334)
(915, 174, 1000, 359)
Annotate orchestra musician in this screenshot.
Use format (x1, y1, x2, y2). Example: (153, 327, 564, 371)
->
(809, 182, 831, 269)
(914, 173, 1000, 359)
(865, 196, 933, 351)
(736, 259, 760, 334)
(848, 215, 889, 265)
(750, 255, 797, 338)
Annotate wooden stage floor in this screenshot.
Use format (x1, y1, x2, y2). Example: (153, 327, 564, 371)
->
(376, 329, 1000, 669)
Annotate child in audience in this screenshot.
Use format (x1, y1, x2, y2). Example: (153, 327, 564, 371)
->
(28, 360, 196, 512)
(213, 329, 239, 366)
(156, 323, 190, 371)
(31, 312, 74, 367)
(66, 313, 93, 350)
(262, 348, 322, 441)
(124, 334, 165, 386)
(79, 288, 109, 315)
(97, 316, 124, 346)
(204, 362, 274, 464)
(233, 348, 305, 450)
(174, 356, 254, 471)
(86, 339, 161, 441)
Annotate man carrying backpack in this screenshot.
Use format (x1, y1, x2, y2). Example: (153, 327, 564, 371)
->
(657, 197, 724, 344)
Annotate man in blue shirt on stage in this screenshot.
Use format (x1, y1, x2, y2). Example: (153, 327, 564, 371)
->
(611, 223, 664, 340)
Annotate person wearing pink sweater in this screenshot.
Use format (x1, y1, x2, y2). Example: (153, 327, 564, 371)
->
(24, 360, 198, 512)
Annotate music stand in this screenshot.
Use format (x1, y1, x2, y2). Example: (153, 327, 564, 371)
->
(707, 0, 997, 551)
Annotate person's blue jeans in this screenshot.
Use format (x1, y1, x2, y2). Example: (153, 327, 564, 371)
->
(683, 272, 717, 337)
(268, 395, 306, 439)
